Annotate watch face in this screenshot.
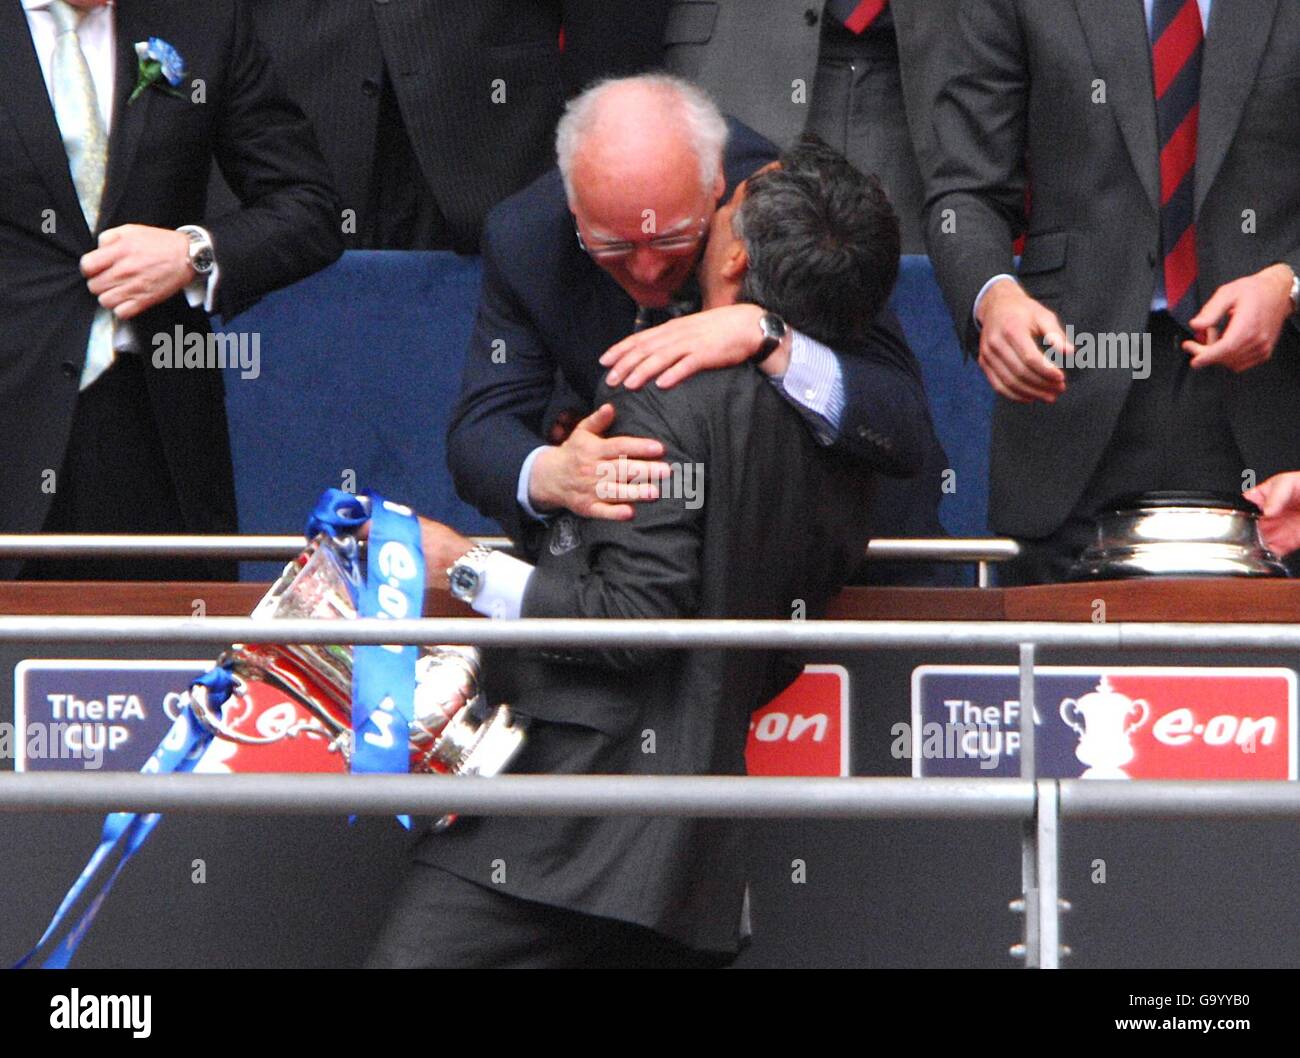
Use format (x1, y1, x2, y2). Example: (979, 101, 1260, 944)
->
(192, 248, 214, 274)
(760, 313, 785, 341)
(450, 565, 478, 599)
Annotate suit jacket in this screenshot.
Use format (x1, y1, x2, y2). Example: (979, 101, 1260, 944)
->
(416, 364, 875, 952)
(209, 0, 670, 252)
(661, 0, 947, 254)
(446, 117, 937, 551)
(0, 0, 341, 574)
(923, 0, 1300, 538)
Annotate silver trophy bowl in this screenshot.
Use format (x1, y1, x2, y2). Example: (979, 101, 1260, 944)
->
(1069, 491, 1290, 581)
(186, 534, 526, 790)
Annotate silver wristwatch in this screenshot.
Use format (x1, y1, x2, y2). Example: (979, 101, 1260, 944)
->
(1288, 267, 1300, 317)
(751, 312, 787, 364)
(447, 545, 494, 604)
(178, 225, 215, 276)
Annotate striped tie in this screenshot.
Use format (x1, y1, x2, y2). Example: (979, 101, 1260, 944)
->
(1150, 0, 1203, 327)
(49, 0, 115, 390)
(826, 0, 890, 34)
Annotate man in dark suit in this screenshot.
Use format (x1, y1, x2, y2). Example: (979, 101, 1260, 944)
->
(209, 0, 670, 251)
(2, 0, 341, 581)
(446, 74, 939, 570)
(367, 138, 894, 967)
(662, 0, 946, 255)
(923, 0, 1300, 583)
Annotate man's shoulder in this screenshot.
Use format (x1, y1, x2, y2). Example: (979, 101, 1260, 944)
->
(721, 117, 778, 198)
(482, 168, 572, 258)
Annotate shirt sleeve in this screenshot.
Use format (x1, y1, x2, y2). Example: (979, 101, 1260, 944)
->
(765, 330, 845, 446)
(469, 550, 536, 621)
(515, 445, 555, 524)
(972, 273, 1019, 327)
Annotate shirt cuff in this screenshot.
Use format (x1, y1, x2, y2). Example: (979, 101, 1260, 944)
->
(469, 550, 535, 621)
(973, 273, 1018, 328)
(768, 329, 844, 446)
(516, 445, 555, 523)
(181, 225, 220, 314)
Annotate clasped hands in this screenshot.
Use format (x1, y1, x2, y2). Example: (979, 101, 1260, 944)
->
(80, 223, 197, 321)
(975, 264, 1297, 404)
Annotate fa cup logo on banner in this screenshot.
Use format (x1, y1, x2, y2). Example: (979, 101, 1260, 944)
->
(1059, 676, 1150, 779)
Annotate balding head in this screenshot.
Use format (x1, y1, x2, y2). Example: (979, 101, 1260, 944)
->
(557, 76, 730, 307)
(557, 76, 727, 205)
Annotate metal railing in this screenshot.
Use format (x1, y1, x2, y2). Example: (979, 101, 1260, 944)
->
(0, 534, 1021, 585)
(2, 613, 1300, 967)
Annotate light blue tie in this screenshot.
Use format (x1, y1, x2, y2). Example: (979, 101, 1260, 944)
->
(49, 0, 115, 390)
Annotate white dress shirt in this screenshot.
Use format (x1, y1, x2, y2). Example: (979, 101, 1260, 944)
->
(22, 0, 219, 344)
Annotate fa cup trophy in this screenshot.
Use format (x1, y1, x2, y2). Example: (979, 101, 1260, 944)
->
(186, 531, 526, 795)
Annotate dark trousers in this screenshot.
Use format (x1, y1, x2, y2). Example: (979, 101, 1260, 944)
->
(1000, 313, 1247, 585)
(365, 862, 737, 969)
(23, 355, 235, 582)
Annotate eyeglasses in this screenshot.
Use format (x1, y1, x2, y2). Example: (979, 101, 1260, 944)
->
(575, 215, 709, 260)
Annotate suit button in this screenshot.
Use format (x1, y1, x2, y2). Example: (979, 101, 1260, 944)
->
(804, 8, 819, 25)
(60, 360, 77, 380)
(361, 77, 381, 97)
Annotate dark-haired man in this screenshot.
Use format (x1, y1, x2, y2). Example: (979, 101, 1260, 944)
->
(367, 138, 897, 968)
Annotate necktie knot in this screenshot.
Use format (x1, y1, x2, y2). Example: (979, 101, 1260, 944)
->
(48, 0, 82, 36)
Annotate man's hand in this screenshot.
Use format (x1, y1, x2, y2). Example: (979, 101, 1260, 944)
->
(974, 278, 1069, 403)
(528, 403, 671, 520)
(1244, 471, 1300, 557)
(358, 516, 474, 592)
(1182, 264, 1296, 372)
(81, 224, 194, 321)
(600, 303, 781, 389)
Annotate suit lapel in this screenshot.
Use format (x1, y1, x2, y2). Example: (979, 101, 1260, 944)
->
(1196, 0, 1277, 215)
(1073, 0, 1160, 212)
(97, 1, 152, 231)
(0, 0, 93, 248)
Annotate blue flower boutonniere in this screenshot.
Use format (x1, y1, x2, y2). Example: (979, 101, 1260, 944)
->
(129, 38, 188, 104)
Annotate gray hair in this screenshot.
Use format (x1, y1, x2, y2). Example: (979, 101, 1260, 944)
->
(555, 74, 729, 204)
(732, 137, 901, 349)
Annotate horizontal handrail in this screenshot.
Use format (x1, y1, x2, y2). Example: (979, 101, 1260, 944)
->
(2, 773, 1297, 821)
(1058, 780, 1300, 819)
(0, 773, 1031, 818)
(0, 615, 1297, 649)
(0, 534, 1020, 564)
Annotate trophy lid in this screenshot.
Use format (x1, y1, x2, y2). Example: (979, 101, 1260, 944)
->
(1103, 490, 1262, 516)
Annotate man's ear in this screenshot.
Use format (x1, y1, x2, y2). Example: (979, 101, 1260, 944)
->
(711, 162, 726, 204)
(721, 240, 749, 283)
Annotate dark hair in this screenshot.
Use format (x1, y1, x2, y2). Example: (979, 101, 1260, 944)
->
(733, 135, 901, 349)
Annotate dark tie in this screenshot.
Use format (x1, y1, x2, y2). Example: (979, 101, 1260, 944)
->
(1150, 0, 1203, 326)
(825, 0, 889, 34)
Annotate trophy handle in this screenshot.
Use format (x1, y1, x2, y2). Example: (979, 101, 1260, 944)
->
(1125, 698, 1151, 733)
(1059, 698, 1085, 737)
(188, 676, 328, 747)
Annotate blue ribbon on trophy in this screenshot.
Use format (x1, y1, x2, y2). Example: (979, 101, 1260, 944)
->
(17, 489, 426, 967)
(15, 667, 231, 968)
(308, 490, 425, 824)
